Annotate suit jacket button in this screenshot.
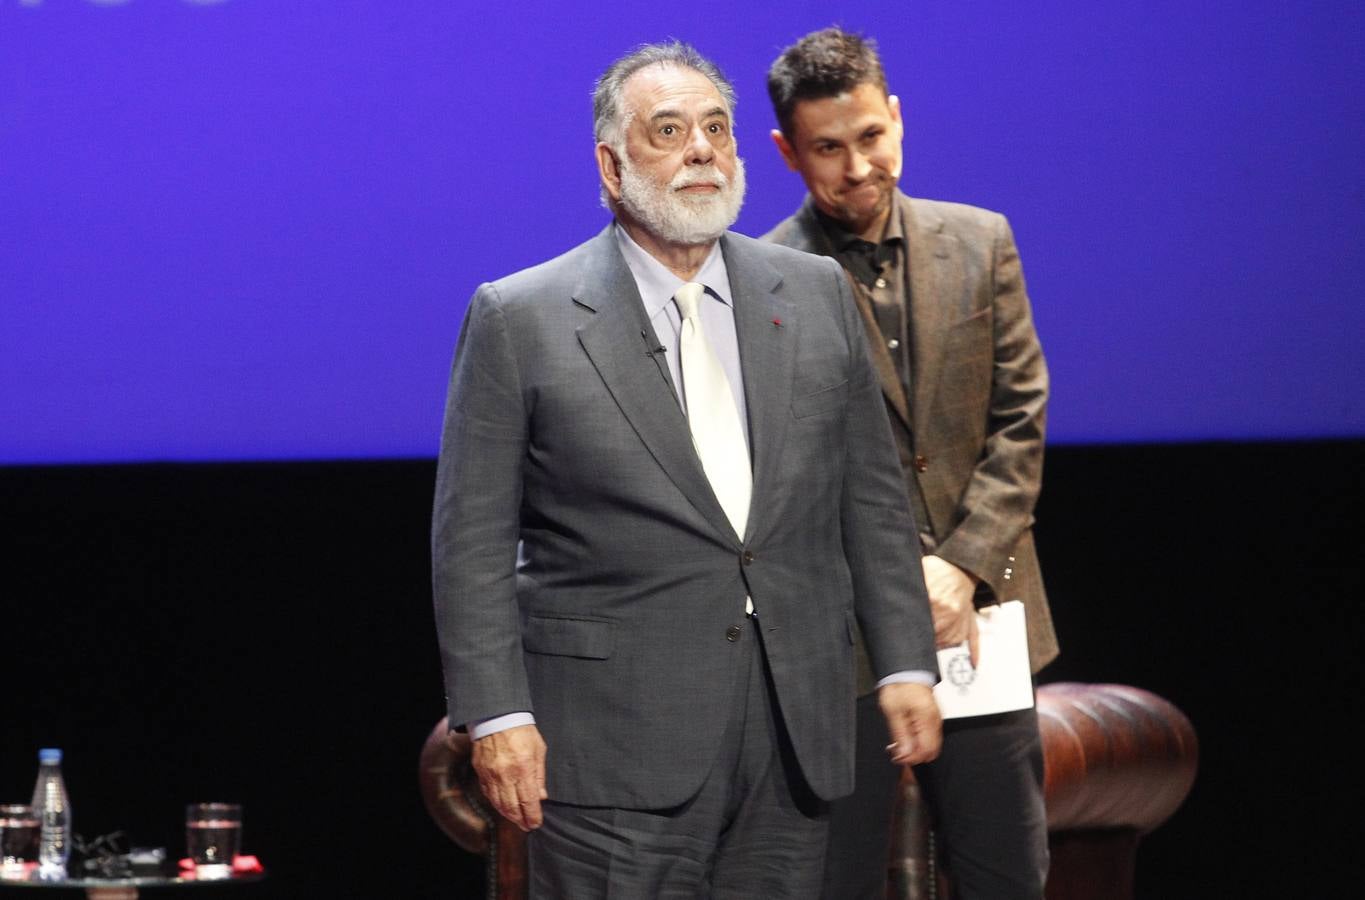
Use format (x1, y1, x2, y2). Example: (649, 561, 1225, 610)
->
(914, 455, 929, 472)
(742, 549, 755, 565)
(726, 625, 741, 642)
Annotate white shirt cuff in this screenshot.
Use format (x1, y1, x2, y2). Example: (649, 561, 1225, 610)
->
(468, 711, 536, 739)
(875, 669, 938, 689)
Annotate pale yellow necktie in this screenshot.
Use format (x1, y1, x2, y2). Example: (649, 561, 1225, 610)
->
(674, 282, 752, 541)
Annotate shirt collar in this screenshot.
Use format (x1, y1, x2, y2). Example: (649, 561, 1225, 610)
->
(814, 196, 905, 252)
(614, 223, 733, 320)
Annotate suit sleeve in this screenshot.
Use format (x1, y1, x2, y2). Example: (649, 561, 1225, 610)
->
(830, 258, 940, 680)
(933, 214, 1048, 601)
(431, 283, 533, 729)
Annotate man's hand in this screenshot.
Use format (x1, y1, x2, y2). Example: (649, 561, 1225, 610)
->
(922, 554, 981, 666)
(470, 724, 548, 832)
(878, 682, 943, 765)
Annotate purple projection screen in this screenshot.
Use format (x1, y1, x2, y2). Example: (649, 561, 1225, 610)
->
(2, 1, 1362, 463)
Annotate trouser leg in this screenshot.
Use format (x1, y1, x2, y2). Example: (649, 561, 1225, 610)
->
(708, 623, 828, 899)
(819, 691, 901, 900)
(529, 617, 828, 899)
(914, 706, 1049, 900)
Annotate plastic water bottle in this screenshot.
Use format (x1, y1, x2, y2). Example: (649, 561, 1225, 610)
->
(30, 748, 71, 881)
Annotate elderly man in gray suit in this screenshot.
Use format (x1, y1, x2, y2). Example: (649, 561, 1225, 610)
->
(762, 28, 1057, 900)
(432, 41, 942, 898)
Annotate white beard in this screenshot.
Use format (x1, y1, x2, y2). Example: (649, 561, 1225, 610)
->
(617, 154, 746, 245)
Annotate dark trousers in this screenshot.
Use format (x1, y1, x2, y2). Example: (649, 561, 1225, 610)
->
(820, 693, 1048, 900)
(529, 618, 829, 899)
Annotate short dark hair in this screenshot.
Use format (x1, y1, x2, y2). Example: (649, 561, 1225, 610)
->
(766, 27, 888, 136)
(593, 41, 738, 148)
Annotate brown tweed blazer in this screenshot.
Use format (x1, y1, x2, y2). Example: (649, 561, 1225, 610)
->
(765, 192, 1058, 688)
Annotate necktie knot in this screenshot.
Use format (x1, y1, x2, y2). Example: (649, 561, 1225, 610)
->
(674, 282, 705, 322)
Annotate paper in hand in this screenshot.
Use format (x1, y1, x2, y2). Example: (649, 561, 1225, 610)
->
(933, 600, 1034, 719)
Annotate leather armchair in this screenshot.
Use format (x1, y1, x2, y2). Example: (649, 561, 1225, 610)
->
(418, 682, 1196, 899)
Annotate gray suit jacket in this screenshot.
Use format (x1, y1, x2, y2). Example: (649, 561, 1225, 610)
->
(432, 225, 937, 809)
(764, 194, 1058, 677)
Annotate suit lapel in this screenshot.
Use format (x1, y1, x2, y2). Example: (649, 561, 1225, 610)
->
(573, 228, 738, 543)
(722, 233, 791, 544)
(903, 196, 953, 434)
(793, 201, 912, 431)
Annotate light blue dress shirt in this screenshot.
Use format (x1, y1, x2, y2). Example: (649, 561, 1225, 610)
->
(613, 224, 749, 443)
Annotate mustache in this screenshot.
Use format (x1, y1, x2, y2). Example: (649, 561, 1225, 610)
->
(846, 168, 895, 188)
(671, 167, 729, 191)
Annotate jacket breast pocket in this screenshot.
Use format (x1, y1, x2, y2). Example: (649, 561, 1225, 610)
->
(791, 380, 849, 419)
(523, 615, 614, 659)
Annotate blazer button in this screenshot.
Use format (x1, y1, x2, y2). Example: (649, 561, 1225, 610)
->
(913, 455, 929, 473)
(726, 625, 742, 642)
(741, 549, 755, 566)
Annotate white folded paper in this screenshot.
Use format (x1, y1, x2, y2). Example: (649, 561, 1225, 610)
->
(933, 600, 1034, 719)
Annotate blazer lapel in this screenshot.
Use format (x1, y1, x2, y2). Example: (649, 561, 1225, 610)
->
(903, 196, 953, 434)
(573, 228, 738, 542)
(722, 233, 791, 544)
(794, 201, 912, 431)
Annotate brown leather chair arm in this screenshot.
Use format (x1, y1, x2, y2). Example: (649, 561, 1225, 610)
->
(417, 718, 489, 854)
(417, 717, 528, 900)
(1038, 682, 1198, 834)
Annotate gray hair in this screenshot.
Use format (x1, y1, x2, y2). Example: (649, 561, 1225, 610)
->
(592, 41, 738, 150)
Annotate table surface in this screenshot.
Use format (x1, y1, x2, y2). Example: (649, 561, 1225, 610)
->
(0, 872, 264, 889)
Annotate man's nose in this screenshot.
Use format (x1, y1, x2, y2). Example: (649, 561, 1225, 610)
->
(684, 125, 715, 164)
(845, 149, 873, 181)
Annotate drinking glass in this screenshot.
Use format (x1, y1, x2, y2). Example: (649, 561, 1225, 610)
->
(0, 804, 40, 879)
(184, 803, 241, 879)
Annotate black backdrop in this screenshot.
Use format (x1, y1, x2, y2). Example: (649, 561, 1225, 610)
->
(2, 440, 1358, 898)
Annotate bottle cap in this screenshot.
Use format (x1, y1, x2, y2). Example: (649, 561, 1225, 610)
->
(38, 748, 62, 763)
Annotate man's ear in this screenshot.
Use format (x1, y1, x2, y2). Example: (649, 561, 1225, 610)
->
(596, 142, 622, 203)
(770, 129, 800, 172)
(888, 93, 905, 140)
